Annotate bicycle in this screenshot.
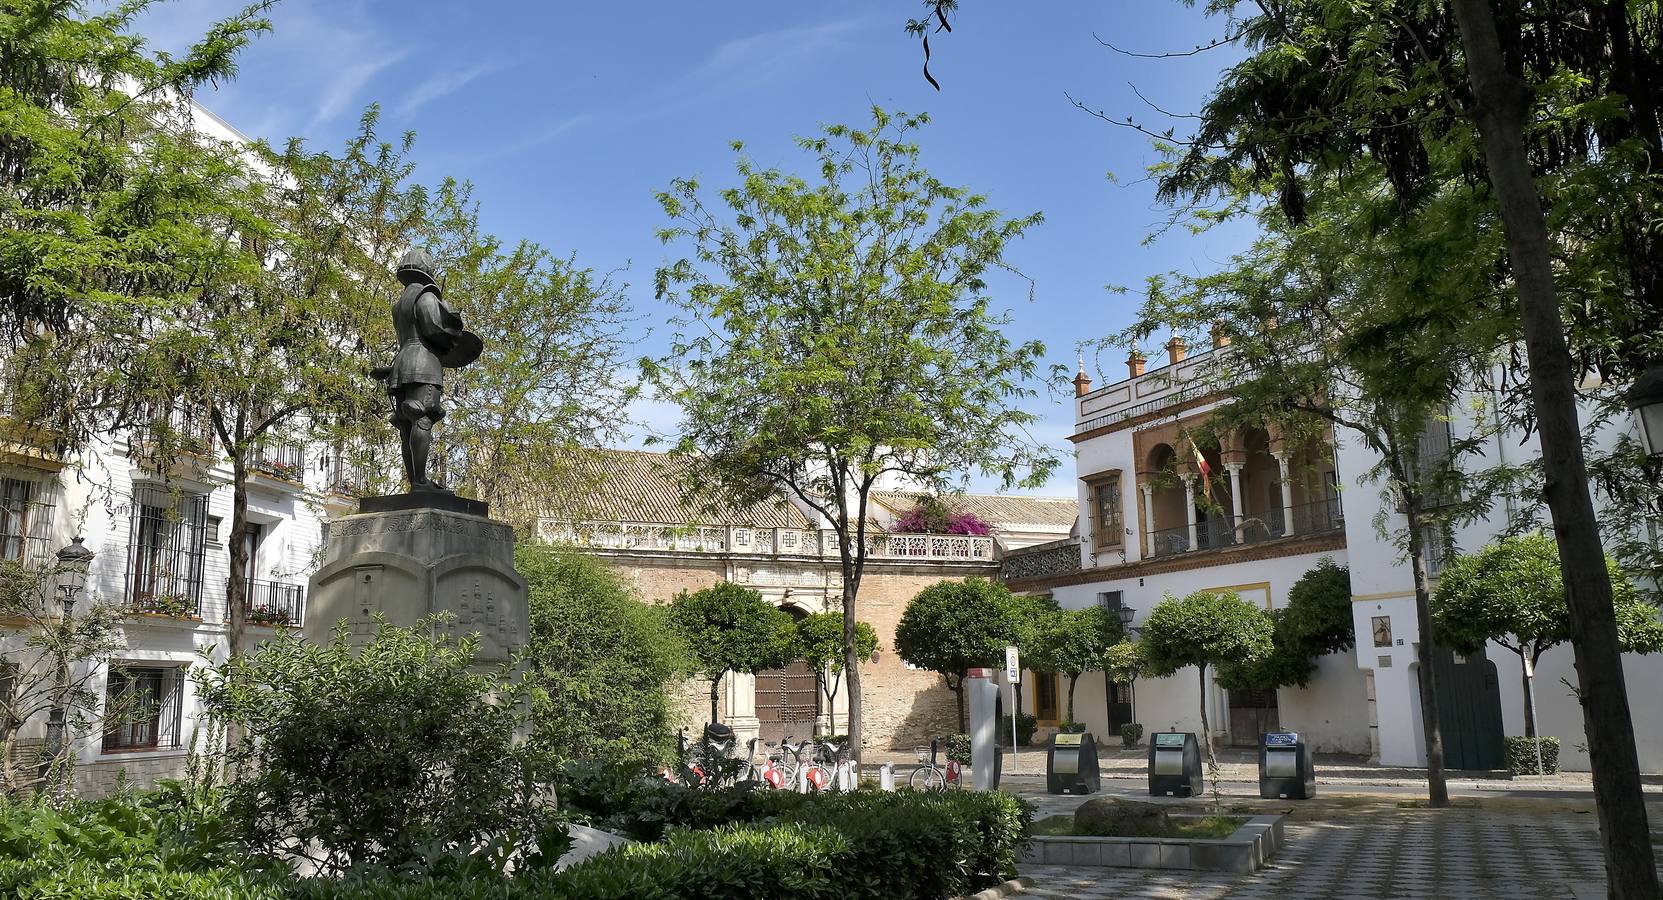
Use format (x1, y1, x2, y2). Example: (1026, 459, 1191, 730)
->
(907, 739, 963, 791)
(814, 736, 859, 791)
(780, 736, 829, 792)
(738, 738, 793, 789)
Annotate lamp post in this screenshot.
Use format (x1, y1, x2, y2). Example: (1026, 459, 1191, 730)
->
(42, 537, 94, 790)
(1625, 364, 1663, 459)
(1117, 604, 1139, 638)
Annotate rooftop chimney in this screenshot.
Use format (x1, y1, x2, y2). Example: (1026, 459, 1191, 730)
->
(1127, 350, 1146, 379)
(1073, 356, 1093, 397)
(1166, 336, 1187, 366)
(1211, 322, 1230, 349)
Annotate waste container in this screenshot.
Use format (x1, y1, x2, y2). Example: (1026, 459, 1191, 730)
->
(1147, 732, 1203, 797)
(1259, 732, 1315, 799)
(1046, 732, 1100, 794)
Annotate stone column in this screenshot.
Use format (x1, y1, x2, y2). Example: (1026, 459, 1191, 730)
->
(1181, 474, 1198, 551)
(1226, 463, 1245, 539)
(726, 671, 761, 745)
(1273, 451, 1295, 535)
(1140, 482, 1156, 556)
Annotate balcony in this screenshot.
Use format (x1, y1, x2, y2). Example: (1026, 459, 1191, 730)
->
(1000, 538, 1083, 581)
(323, 454, 370, 496)
(242, 577, 304, 628)
(127, 575, 205, 620)
(250, 441, 305, 484)
(537, 520, 997, 563)
(1147, 498, 1344, 559)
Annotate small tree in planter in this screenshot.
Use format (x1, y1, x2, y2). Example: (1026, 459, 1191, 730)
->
(1432, 533, 1663, 774)
(668, 582, 798, 722)
(894, 578, 1022, 732)
(795, 611, 879, 732)
(1027, 605, 1122, 732)
(1138, 590, 1274, 785)
(1103, 639, 1145, 746)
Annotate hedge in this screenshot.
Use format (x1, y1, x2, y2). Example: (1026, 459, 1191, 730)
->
(4, 788, 1030, 900)
(1503, 736, 1561, 776)
(298, 789, 1030, 900)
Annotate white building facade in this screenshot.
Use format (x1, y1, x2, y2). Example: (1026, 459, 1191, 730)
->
(1005, 338, 1663, 773)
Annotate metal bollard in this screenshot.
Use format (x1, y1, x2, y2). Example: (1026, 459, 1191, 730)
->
(879, 762, 895, 791)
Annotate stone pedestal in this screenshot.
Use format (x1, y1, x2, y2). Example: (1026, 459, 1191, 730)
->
(304, 495, 527, 663)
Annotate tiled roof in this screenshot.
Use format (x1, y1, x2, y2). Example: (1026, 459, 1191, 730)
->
(871, 491, 1079, 530)
(546, 449, 811, 529)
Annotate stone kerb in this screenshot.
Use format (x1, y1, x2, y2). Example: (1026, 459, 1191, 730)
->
(1018, 814, 1284, 873)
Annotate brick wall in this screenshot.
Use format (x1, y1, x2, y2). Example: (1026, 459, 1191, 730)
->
(584, 549, 997, 752)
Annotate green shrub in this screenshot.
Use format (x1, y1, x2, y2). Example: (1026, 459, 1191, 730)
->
(1058, 720, 1087, 734)
(945, 733, 972, 764)
(195, 619, 563, 875)
(300, 789, 1030, 900)
(1121, 723, 1144, 747)
(1503, 736, 1561, 776)
(517, 544, 694, 770)
(1001, 713, 1038, 746)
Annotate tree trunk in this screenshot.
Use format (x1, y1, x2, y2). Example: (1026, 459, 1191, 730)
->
(223, 456, 250, 753)
(953, 677, 966, 733)
(1196, 666, 1215, 772)
(1450, 2, 1658, 894)
(1520, 652, 1537, 739)
(1066, 673, 1078, 724)
(1404, 494, 1451, 808)
(709, 674, 722, 723)
(842, 583, 863, 762)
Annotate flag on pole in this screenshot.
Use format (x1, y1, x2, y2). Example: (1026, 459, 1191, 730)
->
(1191, 444, 1214, 504)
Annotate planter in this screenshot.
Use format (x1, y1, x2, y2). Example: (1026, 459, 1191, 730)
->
(1018, 815, 1285, 873)
(1120, 723, 1144, 748)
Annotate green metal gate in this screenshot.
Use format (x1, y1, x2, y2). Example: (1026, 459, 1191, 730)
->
(1429, 646, 1506, 771)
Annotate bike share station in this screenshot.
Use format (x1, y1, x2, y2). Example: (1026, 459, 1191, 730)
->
(1148, 732, 1204, 797)
(966, 667, 1002, 790)
(1258, 731, 1316, 799)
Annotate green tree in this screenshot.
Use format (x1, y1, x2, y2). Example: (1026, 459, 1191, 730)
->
(516, 543, 693, 768)
(894, 578, 1021, 732)
(794, 611, 879, 732)
(418, 179, 636, 522)
(667, 582, 797, 723)
(1280, 559, 1357, 661)
(1138, 590, 1274, 773)
(1101, 638, 1144, 725)
(1127, 1, 1663, 879)
(1026, 605, 1122, 726)
(194, 618, 560, 875)
(1433, 533, 1663, 739)
(644, 108, 1057, 760)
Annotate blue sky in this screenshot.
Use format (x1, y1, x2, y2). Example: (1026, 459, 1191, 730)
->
(139, 1, 1253, 496)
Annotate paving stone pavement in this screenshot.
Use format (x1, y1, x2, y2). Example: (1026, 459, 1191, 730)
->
(1018, 806, 1651, 899)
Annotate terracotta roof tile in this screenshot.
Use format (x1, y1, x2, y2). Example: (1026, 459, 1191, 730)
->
(870, 491, 1079, 530)
(546, 449, 810, 530)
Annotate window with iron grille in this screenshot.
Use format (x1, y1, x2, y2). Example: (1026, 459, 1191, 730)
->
(1414, 418, 1462, 509)
(0, 477, 54, 565)
(1088, 472, 1123, 549)
(125, 485, 209, 615)
(102, 665, 185, 752)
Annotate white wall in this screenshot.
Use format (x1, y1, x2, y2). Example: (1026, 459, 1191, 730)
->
(1337, 386, 1663, 772)
(1051, 549, 1370, 755)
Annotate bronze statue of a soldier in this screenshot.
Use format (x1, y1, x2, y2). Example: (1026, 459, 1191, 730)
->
(372, 248, 482, 492)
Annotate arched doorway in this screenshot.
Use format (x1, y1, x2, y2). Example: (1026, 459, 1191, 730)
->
(754, 605, 820, 742)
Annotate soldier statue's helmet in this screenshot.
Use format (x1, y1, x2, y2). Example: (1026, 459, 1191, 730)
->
(395, 247, 436, 286)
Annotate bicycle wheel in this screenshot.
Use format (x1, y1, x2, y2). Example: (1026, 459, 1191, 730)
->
(907, 765, 946, 791)
(800, 764, 832, 793)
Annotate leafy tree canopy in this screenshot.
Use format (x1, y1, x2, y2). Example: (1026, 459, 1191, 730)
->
(668, 582, 797, 684)
(1433, 532, 1663, 659)
(1138, 589, 1274, 680)
(516, 543, 693, 769)
(795, 611, 879, 674)
(893, 578, 1021, 688)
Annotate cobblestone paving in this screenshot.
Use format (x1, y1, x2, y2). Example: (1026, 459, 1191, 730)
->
(1020, 807, 1645, 899)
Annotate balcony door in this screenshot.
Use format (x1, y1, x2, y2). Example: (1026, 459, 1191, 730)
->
(241, 523, 264, 582)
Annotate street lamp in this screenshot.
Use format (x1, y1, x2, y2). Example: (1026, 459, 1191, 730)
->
(44, 537, 94, 788)
(55, 536, 94, 616)
(1117, 604, 1139, 638)
(1625, 364, 1663, 459)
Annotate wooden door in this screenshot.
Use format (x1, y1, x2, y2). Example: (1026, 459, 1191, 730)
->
(755, 659, 819, 743)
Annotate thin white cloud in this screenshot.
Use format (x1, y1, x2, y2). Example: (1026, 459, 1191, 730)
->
(395, 61, 508, 117)
(307, 49, 412, 131)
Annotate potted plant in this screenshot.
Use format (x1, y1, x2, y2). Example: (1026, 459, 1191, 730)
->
(249, 604, 292, 627)
(1121, 723, 1144, 748)
(136, 594, 195, 619)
